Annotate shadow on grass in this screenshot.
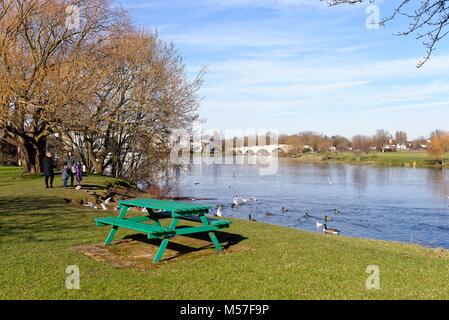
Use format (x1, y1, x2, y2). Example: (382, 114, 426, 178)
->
(121, 230, 248, 262)
(0, 195, 97, 242)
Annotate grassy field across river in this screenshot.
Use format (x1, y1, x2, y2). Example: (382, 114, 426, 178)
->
(294, 151, 449, 168)
(1, 166, 449, 299)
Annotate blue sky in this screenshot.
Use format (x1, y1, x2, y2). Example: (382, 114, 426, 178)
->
(115, 0, 449, 139)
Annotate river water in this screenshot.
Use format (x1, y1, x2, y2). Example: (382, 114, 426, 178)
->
(171, 156, 449, 249)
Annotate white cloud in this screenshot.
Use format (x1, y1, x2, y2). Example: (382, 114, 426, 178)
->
(199, 54, 449, 122)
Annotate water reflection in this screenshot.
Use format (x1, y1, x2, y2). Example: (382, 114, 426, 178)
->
(351, 166, 368, 192)
(426, 169, 447, 197)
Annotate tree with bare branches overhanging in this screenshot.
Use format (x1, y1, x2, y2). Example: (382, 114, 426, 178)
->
(0, 0, 125, 173)
(323, 0, 449, 67)
(1, 0, 204, 181)
(64, 30, 204, 178)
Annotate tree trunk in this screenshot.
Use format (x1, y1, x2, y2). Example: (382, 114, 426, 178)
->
(4, 135, 46, 173)
(86, 140, 103, 175)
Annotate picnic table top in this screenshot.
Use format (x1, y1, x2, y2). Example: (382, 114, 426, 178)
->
(118, 198, 213, 212)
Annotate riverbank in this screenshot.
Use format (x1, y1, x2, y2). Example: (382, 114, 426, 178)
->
(2, 166, 449, 299)
(293, 151, 449, 168)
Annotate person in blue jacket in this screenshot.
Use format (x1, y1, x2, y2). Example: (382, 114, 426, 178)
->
(61, 162, 70, 189)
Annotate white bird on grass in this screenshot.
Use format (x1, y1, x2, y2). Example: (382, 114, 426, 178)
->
(104, 197, 112, 206)
(215, 207, 223, 217)
(83, 201, 98, 209)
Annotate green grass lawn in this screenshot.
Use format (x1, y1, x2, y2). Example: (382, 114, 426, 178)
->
(295, 151, 449, 168)
(1, 166, 449, 299)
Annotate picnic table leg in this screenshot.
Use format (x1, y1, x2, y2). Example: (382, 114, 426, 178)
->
(152, 216, 179, 263)
(199, 213, 223, 251)
(104, 205, 129, 246)
(104, 226, 118, 245)
(208, 232, 223, 252)
(145, 208, 163, 227)
(153, 238, 169, 263)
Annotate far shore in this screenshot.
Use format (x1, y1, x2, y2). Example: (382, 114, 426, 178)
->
(291, 151, 449, 169)
(190, 151, 448, 169)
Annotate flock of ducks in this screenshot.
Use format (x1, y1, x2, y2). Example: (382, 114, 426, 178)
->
(198, 176, 344, 235)
(223, 192, 449, 236)
(214, 194, 342, 235)
(304, 209, 341, 234)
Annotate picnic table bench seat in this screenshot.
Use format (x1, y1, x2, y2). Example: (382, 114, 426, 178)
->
(96, 216, 174, 238)
(95, 198, 231, 263)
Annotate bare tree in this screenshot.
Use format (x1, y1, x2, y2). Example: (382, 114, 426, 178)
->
(64, 30, 204, 180)
(284, 134, 303, 154)
(297, 131, 323, 151)
(0, 0, 123, 173)
(395, 130, 408, 144)
(372, 129, 392, 152)
(412, 136, 429, 150)
(331, 135, 351, 151)
(324, 0, 449, 67)
(351, 134, 372, 153)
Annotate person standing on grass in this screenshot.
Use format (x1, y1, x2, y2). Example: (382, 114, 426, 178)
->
(42, 152, 55, 188)
(61, 163, 70, 189)
(66, 151, 77, 187)
(75, 162, 83, 190)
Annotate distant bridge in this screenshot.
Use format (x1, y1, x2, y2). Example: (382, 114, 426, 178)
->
(231, 144, 292, 155)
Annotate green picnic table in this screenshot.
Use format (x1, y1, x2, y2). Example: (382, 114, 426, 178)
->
(95, 198, 231, 263)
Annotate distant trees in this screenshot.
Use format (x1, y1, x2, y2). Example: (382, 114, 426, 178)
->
(351, 135, 372, 153)
(372, 129, 392, 153)
(395, 131, 408, 144)
(317, 136, 332, 153)
(428, 130, 449, 164)
(412, 137, 429, 150)
(283, 134, 303, 154)
(331, 135, 351, 151)
(231, 128, 448, 158)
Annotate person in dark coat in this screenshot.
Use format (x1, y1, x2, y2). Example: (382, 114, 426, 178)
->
(42, 152, 55, 188)
(66, 151, 77, 187)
